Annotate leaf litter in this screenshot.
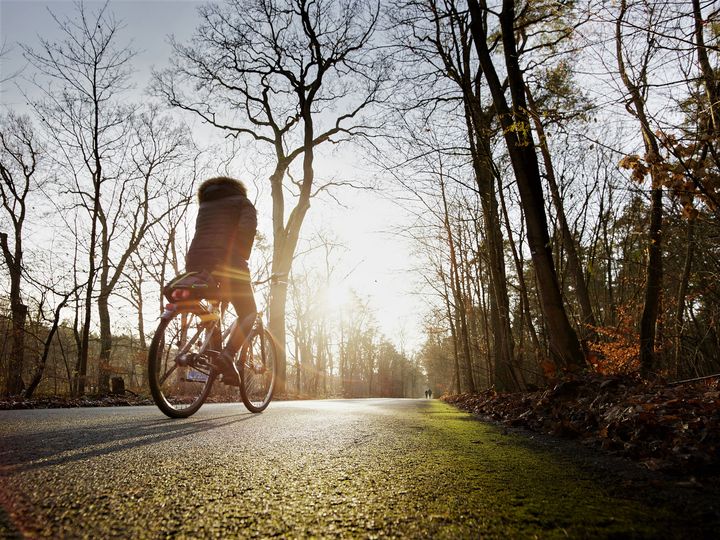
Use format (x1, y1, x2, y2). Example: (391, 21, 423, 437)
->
(443, 373, 720, 476)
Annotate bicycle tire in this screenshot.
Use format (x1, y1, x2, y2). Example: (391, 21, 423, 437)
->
(239, 327, 276, 413)
(148, 310, 217, 418)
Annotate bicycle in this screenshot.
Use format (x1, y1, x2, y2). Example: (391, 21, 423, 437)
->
(148, 273, 281, 418)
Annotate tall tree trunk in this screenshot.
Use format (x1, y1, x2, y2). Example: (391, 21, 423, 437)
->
(693, 0, 719, 135)
(77, 190, 100, 396)
(0, 232, 26, 395)
(0, 115, 38, 396)
(8, 302, 27, 395)
(525, 88, 597, 339)
(70, 238, 83, 395)
(440, 176, 476, 392)
(458, 220, 485, 388)
(637, 141, 663, 375)
(616, 0, 664, 376)
(497, 173, 543, 368)
(97, 291, 112, 393)
(467, 0, 584, 370)
(268, 129, 313, 396)
(136, 282, 147, 351)
(462, 98, 521, 390)
(268, 272, 290, 396)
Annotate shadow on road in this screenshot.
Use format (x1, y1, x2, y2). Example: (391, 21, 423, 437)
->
(0, 412, 257, 473)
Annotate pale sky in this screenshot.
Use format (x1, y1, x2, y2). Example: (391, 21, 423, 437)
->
(0, 0, 428, 352)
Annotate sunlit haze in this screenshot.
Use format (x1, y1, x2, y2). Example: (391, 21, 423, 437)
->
(0, 0, 426, 351)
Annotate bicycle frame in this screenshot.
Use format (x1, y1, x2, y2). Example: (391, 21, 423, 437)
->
(150, 276, 280, 417)
(160, 300, 244, 356)
(159, 271, 282, 373)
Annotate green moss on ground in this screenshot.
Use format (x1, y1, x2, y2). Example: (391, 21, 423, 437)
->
(409, 401, 698, 538)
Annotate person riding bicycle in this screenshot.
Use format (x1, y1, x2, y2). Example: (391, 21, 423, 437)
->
(184, 176, 258, 383)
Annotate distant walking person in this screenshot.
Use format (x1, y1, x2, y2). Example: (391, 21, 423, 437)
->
(428, 389, 433, 399)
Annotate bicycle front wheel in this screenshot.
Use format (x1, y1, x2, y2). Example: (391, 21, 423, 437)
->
(239, 327, 276, 412)
(148, 310, 217, 418)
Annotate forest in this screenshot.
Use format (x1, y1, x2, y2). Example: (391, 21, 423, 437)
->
(0, 0, 718, 402)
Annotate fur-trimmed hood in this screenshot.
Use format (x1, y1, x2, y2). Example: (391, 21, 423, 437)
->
(197, 177, 248, 203)
(186, 176, 257, 273)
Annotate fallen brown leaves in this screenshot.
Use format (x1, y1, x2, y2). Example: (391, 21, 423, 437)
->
(443, 373, 720, 475)
(0, 395, 153, 409)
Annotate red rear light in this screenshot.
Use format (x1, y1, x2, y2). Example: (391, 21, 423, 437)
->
(171, 289, 192, 300)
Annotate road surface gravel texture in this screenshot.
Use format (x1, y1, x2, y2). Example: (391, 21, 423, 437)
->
(0, 399, 717, 538)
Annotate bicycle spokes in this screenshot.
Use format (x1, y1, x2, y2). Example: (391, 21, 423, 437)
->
(149, 303, 273, 417)
(149, 310, 218, 417)
(239, 328, 276, 412)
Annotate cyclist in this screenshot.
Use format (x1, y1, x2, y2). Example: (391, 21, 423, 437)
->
(185, 176, 257, 383)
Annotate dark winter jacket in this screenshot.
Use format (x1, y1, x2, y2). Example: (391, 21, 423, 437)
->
(185, 182, 257, 274)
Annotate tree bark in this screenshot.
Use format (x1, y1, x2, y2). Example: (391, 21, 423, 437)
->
(615, 0, 664, 376)
(97, 291, 112, 393)
(692, 0, 719, 135)
(76, 180, 100, 396)
(525, 87, 597, 339)
(465, 110, 521, 390)
(0, 232, 26, 395)
(0, 120, 35, 396)
(467, 0, 585, 370)
(24, 291, 75, 399)
(440, 175, 476, 392)
(498, 174, 543, 369)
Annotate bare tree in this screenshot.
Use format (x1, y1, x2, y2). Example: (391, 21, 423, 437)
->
(438, 171, 477, 392)
(285, 232, 352, 396)
(24, 4, 198, 393)
(22, 2, 135, 394)
(394, 0, 523, 389)
(337, 291, 376, 397)
(142, 186, 196, 313)
(614, 0, 666, 376)
(94, 109, 196, 392)
(524, 77, 598, 340)
(0, 113, 42, 395)
(23, 278, 82, 399)
(0, 41, 23, 87)
(154, 0, 388, 393)
(467, 0, 585, 370)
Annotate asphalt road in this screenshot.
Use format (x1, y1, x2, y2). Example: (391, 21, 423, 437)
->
(0, 399, 717, 539)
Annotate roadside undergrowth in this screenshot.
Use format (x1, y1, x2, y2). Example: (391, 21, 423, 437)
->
(416, 401, 687, 538)
(442, 373, 720, 476)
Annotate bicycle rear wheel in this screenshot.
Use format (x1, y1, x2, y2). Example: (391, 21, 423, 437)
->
(239, 327, 276, 412)
(148, 310, 217, 418)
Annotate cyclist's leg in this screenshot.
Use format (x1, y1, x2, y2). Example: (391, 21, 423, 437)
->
(208, 332, 223, 355)
(225, 285, 257, 358)
(211, 268, 256, 360)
